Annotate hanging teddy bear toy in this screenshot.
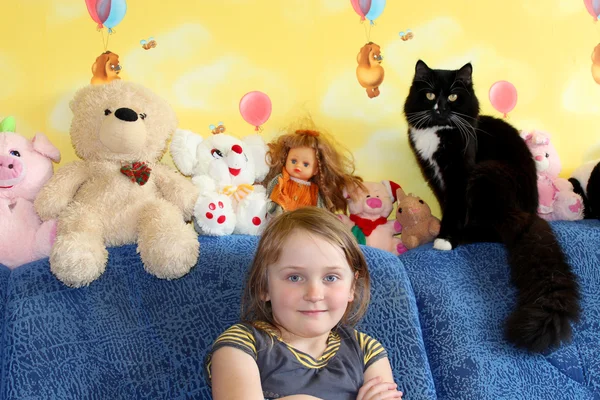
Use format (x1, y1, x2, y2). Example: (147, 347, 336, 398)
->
(264, 127, 364, 217)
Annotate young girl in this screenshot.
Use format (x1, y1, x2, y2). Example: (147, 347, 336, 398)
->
(205, 207, 402, 400)
(264, 127, 364, 217)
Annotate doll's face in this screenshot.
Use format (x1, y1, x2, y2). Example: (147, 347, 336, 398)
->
(285, 147, 317, 181)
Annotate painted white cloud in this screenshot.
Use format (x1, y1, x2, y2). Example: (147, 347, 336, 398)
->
(353, 129, 408, 180)
(173, 54, 291, 113)
(320, 67, 405, 120)
(523, 0, 583, 17)
(49, 0, 86, 24)
(281, 0, 314, 23)
(511, 118, 547, 132)
(384, 17, 464, 76)
(441, 48, 540, 107)
(321, 0, 348, 14)
(386, 17, 540, 108)
(562, 67, 600, 114)
(584, 142, 600, 162)
(122, 24, 212, 94)
(0, 52, 21, 101)
(49, 90, 78, 133)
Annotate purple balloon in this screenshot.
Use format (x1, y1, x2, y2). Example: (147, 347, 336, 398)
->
(96, 0, 112, 23)
(594, 0, 600, 16)
(359, 0, 372, 14)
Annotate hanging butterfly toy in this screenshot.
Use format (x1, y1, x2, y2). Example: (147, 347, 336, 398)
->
(399, 29, 414, 41)
(209, 122, 226, 135)
(141, 37, 157, 50)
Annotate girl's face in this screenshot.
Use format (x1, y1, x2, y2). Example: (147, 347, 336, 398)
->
(285, 147, 317, 181)
(265, 231, 355, 342)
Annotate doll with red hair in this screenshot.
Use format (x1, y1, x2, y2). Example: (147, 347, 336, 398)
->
(264, 127, 363, 217)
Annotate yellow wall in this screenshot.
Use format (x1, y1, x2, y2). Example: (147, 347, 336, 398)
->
(2, 0, 600, 217)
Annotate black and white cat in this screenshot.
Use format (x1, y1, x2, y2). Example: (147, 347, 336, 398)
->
(403, 60, 580, 353)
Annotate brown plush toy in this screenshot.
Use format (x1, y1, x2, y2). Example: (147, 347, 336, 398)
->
(394, 187, 440, 251)
(34, 81, 200, 287)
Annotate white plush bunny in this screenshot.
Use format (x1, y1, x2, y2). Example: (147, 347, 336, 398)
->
(170, 126, 269, 236)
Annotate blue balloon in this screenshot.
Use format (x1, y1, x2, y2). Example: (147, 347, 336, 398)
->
(365, 0, 386, 23)
(104, 0, 127, 32)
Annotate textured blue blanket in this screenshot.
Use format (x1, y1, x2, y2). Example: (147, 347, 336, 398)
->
(399, 220, 600, 400)
(0, 220, 597, 399)
(0, 236, 434, 399)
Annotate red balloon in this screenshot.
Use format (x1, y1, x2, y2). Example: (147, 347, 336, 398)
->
(85, 0, 104, 29)
(489, 81, 518, 118)
(239, 91, 272, 131)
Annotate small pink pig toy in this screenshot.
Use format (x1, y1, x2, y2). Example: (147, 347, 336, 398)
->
(0, 117, 61, 268)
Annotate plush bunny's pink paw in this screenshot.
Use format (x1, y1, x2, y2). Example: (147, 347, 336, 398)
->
(397, 242, 408, 255)
(569, 198, 582, 214)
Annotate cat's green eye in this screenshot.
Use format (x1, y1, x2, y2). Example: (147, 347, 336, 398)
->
(448, 94, 458, 102)
(426, 93, 436, 100)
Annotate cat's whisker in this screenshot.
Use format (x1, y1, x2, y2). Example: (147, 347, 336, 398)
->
(406, 111, 430, 127)
(450, 111, 477, 121)
(413, 114, 431, 130)
(450, 115, 470, 152)
(452, 114, 479, 150)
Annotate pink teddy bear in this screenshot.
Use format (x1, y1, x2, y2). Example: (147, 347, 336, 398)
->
(521, 130, 583, 221)
(0, 117, 61, 268)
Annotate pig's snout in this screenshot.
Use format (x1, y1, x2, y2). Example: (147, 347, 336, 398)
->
(0, 155, 24, 186)
(366, 197, 382, 209)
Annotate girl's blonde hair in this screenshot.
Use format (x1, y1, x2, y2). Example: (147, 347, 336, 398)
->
(263, 123, 364, 213)
(241, 207, 371, 329)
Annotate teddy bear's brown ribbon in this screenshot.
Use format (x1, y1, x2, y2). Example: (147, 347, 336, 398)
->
(120, 162, 152, 186)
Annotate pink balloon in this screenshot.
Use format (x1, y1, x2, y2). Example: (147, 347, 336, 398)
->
(350, 0, 371, 21)
(239, 91, 272, 131)
(489, 81, 518, 118)
(85, 0, 104, 28)
(584, 0, 599, 21)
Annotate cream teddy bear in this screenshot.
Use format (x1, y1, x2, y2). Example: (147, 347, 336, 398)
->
(170, 126, 268, 236)
(34, 81, 200, 287)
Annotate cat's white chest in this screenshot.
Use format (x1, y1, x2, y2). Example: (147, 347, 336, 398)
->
(410, 127, 448, 189)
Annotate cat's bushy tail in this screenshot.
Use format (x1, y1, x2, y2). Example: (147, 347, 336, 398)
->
(468, 161, 581, 353)
(499, 211, 581, 353)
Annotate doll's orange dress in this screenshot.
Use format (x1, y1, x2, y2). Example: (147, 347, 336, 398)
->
(267, 169, 321, 213)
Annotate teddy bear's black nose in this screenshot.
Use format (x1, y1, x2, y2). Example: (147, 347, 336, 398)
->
(114, 108, 139, 122)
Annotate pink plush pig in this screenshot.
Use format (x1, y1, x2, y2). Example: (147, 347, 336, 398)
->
(339, 180, 405, 255)
(0, 117, 61, 268)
